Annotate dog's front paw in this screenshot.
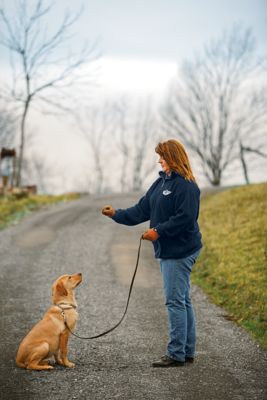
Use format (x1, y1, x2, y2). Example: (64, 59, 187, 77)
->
(64, 360, 75, 368)
(55, 356, 64, 366)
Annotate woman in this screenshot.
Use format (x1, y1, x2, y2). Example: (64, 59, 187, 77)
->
(102, 139, 202, 367)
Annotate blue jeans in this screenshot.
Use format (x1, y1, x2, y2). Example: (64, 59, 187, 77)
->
(160, 250, 201, 362)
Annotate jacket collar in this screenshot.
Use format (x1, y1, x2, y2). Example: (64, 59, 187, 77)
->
(159, 171, 179, 181)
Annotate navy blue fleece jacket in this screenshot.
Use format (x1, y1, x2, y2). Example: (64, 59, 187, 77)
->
(112, 171, 202, 259)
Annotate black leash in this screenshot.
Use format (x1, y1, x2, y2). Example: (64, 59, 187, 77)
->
(63, 236, 143, 339)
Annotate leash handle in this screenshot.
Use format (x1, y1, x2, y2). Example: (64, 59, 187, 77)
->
(65, 236, 143, 340)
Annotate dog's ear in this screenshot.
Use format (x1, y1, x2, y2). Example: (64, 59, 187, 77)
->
(55, 281, 68, 296)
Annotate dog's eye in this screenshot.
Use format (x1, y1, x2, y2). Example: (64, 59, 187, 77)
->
(68, 276, 71, 280)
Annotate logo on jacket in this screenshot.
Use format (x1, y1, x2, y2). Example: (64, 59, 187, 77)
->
(163, 190, 172, 196)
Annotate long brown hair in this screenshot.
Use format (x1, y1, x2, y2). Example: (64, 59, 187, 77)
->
(155, 139, 196, 183)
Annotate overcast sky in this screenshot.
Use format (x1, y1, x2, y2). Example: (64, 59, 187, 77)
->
(1, 0, 266, 93)
(50, 0, 267, 93)
(77, 0, 267, 61)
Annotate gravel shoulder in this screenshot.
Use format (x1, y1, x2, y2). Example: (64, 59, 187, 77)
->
(0, 194, 266, 400)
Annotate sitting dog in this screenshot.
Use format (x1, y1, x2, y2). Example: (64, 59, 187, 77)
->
(16, 273, 82, 370)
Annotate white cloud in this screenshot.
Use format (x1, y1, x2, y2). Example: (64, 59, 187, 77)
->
(99, 57, 177, 95)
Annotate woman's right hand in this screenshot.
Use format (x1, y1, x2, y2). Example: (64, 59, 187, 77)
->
(101, 205, 115, 217)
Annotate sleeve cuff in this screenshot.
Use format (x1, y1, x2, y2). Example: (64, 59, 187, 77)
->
(155, 224, 164, 237)
(111, 210, 118, 221)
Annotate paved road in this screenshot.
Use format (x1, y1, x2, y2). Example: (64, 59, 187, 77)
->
(0, 194, 266, 400)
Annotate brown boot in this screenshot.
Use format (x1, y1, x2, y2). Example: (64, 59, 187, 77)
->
(152, 355, 185, 368)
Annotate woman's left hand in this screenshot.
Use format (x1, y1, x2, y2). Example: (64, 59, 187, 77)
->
(142, 229, 159, 241)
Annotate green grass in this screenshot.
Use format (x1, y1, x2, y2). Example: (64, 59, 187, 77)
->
(192, 183, 267, 348)
(0, 193, 80, 229)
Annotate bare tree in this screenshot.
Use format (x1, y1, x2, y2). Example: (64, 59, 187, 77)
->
(237, 55, 267, 184)
(0, 103, 16, 148)
(77, 102, 114, 194)
(0, 0, 98, 186)
(239, 142, 267, 184)
(162, 25, 267, 186)
(23, 153, 56, 193)
(131, 99, 160, 191)
(113, 96, 132, 192)
(113, 96, 160, 192)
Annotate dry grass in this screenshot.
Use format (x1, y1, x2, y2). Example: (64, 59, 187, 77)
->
(0, 193, 80, 229)
(192, 183, 267, 348)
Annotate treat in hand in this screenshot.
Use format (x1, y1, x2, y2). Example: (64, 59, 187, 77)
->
(142, 228, 159, 241)
(102, 205, 115, 217)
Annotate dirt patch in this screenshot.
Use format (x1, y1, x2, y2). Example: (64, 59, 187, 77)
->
(15, 227, 56, 248)
(111, 229, 159, 288)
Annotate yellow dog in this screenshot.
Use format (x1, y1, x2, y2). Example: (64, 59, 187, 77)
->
(16, 273, 82, 370)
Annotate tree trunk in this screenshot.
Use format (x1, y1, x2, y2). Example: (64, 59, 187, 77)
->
(239, 142, 250, 184)
(16, 98, 30, 187)
(120, 147, 129, 192)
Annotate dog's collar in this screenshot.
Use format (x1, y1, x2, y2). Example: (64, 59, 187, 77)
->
(56, 302, 77, 310)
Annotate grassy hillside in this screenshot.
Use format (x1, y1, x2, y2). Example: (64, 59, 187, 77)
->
(192, 183, 267, 348)
(0, 193, 80, 230)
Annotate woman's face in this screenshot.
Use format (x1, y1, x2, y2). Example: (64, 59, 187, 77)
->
(158, 156, 171, 175)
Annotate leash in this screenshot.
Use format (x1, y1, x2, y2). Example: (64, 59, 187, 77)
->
(62, 236, 143, 340)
